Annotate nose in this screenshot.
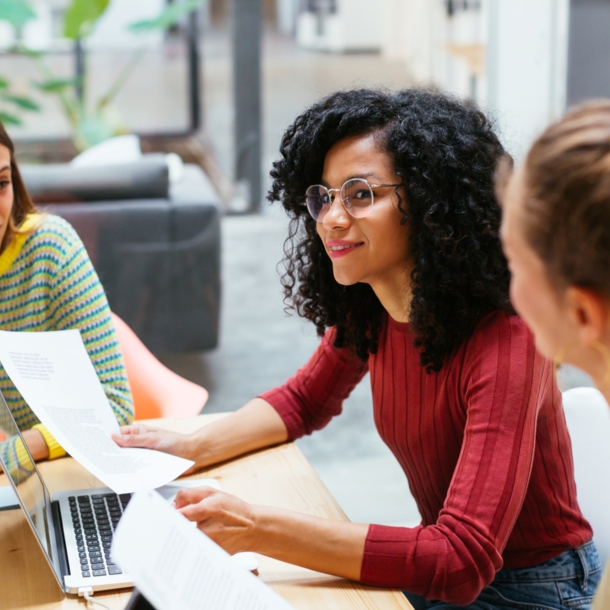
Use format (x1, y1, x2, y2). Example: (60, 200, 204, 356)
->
(321, 193, 351, 231)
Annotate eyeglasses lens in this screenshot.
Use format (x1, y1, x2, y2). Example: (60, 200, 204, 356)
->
(341, 179, 374, 218)
(305, 179, 374, 222)
(305, 185, 331, 221)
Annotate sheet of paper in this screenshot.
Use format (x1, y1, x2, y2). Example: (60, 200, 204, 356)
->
(113, 490, 293, 610)
(155, 479, 221, 504)
(0, 329, 193, 494)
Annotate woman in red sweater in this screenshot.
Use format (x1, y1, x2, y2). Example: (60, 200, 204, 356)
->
(114, 89, 598, 607)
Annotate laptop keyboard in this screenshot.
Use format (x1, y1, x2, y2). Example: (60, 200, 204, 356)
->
(69, 492, 132, 578)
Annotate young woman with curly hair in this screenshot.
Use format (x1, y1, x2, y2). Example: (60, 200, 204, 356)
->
(114, 89, 596, 608)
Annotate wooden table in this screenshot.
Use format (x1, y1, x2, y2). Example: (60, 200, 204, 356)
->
(0, 414, 411, 609)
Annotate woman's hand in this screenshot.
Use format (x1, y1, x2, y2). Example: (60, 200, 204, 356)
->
(174, 487, 258, 555)
(173, 486, 368, 581)
(112, 425, 203, 472)
(112, 399, 289, 473)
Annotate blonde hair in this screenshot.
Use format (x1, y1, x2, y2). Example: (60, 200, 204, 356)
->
(523, 100, 610, 296)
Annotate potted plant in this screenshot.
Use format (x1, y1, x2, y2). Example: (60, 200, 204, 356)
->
(0, 0, 205, 151)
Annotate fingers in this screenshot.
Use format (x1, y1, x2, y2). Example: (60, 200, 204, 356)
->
(178, 503, 210, 522)
(111, 426, 157, 448)
(115, 424, 151, 436)
(173, 486, 218, 509)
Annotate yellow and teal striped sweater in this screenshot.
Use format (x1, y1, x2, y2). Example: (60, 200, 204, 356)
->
(0, 214, 134, 474)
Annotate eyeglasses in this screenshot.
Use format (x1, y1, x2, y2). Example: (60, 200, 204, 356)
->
(305, 178, 401, 223)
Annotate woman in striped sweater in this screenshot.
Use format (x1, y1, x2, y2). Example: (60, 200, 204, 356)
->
(0, 121, 133, 473)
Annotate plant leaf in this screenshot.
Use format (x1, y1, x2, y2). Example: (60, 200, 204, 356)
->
(0, 111, 22, 126)
(0, 0, 36, 28)
(129, 0, 205, 33)
(63, 0, 110, 40)
(0, 77, 8, 90)
(33, 77, 79, 92)
(4, 94, 39, 111)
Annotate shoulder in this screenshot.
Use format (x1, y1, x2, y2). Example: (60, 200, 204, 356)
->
(468, 310, 532, 352)
(458, 310, 540, 380)
(457, 310, 552, 396)
(23, 214, 84, 258)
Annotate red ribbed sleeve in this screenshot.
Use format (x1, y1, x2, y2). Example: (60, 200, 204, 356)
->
(260, 312, 591, 604)
(260, 329, 367, 439)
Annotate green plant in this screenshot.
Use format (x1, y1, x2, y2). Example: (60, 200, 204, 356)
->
(0, 0, 40, 125)
(1, 0, 206, 151)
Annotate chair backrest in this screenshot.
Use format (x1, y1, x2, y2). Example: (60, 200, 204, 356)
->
(562, 387, 610, 566)
(111, 313, 208, 420)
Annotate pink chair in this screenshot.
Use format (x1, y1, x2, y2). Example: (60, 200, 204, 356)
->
(111, 313, 208, 420)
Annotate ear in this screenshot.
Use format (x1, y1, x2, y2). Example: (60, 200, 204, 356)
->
(566, 287, 610, 347)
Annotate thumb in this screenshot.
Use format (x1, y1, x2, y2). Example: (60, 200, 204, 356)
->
(174, 486, 217, 509)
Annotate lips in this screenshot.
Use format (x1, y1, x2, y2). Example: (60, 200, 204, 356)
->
(325, 240, 364, 259)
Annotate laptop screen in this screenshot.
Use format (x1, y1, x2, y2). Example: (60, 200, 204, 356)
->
(0, 390, 59, 581)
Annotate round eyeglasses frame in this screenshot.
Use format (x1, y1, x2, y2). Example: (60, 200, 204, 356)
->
(305, 178, 402, 223)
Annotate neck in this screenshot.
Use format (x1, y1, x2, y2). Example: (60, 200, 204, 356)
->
(587, 343, 610, 404)
(368, 265, 413, 323)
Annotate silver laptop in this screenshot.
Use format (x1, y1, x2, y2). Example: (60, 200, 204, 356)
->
(0, 390, 133, 594)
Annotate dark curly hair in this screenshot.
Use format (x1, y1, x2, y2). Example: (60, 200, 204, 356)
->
(268, 88, 513, 371)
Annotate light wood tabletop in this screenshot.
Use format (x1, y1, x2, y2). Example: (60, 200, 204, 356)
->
(0, 414, 412, 610)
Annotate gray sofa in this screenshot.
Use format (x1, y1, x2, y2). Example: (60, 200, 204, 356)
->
(21, 160, 221, 354)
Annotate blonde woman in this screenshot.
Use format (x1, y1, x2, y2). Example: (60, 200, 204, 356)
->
(500, 100, 610, 608)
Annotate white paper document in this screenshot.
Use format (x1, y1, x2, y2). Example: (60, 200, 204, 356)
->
(0, 329, 194, 494)
(113, 490, 292, 610)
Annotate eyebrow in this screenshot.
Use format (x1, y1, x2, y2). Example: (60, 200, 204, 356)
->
(0, 165, 10, 173)
(321, 172, 380, 187)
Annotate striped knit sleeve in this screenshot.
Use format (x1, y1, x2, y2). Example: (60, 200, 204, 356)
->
(48, 225, 134, 428)
(0, 433, 35, 480)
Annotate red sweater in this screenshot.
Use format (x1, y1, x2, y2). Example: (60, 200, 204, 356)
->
(260, 311, 592, 604)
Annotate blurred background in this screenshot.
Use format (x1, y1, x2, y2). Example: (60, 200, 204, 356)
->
(1, 0, 607, 528)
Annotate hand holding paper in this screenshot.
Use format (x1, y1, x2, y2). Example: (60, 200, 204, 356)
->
(0, 330, 193, 493)
(112, 490, 293, 610)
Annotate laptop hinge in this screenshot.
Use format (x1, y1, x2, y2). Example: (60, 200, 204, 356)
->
(51, 500, 70, 580)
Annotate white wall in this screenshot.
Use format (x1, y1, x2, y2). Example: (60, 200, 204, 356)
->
(485, 0, 570, 159)
(379, 0, 571, 160)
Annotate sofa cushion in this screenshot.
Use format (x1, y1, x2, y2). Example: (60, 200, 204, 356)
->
(21, 158, 169, 203)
